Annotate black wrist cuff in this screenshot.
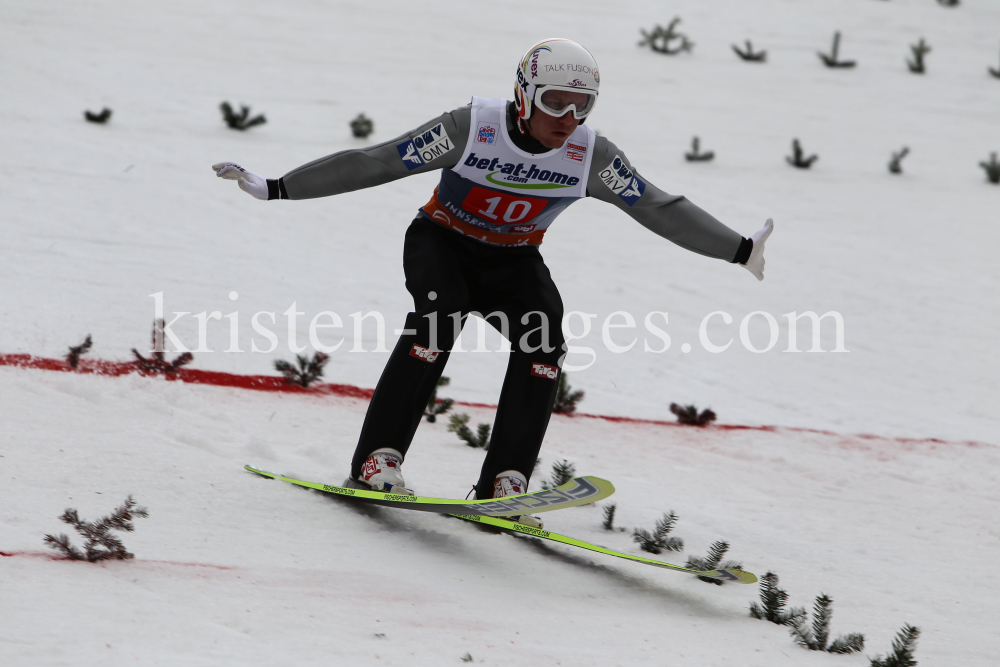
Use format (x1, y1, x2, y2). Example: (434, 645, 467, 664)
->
(732, 237, 753, 264)
(266, 178, 289, 200)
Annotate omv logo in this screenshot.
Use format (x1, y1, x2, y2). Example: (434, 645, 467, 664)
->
(396, 123, 454, 172)
(599, 155, 646, 207)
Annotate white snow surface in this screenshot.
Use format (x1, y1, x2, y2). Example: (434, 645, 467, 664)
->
(2, 0, 999, 665)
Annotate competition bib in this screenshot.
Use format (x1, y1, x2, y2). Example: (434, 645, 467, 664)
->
(420, 96, 595, 246)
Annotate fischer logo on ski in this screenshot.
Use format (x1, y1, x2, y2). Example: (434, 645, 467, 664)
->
(510, 523, 551, 538)
(464, 477, 599, 514)
(384, 494, 417, 502)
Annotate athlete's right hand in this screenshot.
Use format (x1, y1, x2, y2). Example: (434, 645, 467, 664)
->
(212, 162, 268, 200)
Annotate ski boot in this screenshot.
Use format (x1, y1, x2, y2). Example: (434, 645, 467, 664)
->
(345, 448, 414, 496)
(492, 470, 543, 529)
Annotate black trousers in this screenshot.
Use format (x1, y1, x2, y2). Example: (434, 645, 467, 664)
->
(350, 217, 566, 499)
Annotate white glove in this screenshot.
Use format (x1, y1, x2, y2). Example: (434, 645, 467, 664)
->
(742, 218, 773, 281)
(212, 162, 268, 200)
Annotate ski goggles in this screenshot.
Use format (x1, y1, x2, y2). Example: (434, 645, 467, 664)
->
(534, 86, 598, 119)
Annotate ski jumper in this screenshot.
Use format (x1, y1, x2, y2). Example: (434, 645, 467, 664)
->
(273, 97, 752, 498)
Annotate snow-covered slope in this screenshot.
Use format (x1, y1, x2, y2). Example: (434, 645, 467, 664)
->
(3, 368, 998, 666)
(2, 0, 999, 665)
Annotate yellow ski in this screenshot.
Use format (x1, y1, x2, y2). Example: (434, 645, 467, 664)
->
(451, 514, 758, 584)
(245, 464, 615, 516)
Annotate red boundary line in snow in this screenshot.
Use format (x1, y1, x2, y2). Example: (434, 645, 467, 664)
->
(0, 550, 237, 568)
(0, 352, 375, 400)
(0, 353, 987, 448)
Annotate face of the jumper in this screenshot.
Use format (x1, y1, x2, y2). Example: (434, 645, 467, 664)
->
(527, 89, 588, 149)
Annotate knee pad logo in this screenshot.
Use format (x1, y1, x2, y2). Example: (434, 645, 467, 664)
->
(530, 362, 559, 380)
(409, 343, 440, 363)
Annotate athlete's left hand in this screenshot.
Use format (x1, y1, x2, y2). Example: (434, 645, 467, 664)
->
(212, 162, 268, 200)
(742, 218, 773, 281)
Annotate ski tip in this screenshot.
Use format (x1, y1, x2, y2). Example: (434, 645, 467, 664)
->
(559, 476, 615, 496)
(244, 464, 277, 479)
(704, 569, 758, 585)
(587, 476, 615, 495)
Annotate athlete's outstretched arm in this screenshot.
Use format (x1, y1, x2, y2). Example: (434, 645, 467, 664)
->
(212, 106, 471, 200)
(586, 137, 772, 279)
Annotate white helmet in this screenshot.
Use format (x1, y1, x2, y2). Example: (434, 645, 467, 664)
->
(514, 38, 600, 123)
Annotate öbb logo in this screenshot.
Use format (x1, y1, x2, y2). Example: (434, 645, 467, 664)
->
(409, 344, 440, 363)
(530, 363, 559, 380)
(413, 124, 445, 150)
(611, 156, 633, 181)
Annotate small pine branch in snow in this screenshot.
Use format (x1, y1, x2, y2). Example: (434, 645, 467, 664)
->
(869, 624, 920, 667)
(552, 372, 584, 414)
(460, 653, 474, 663)
(788, 594, 865, 653)
(132, 320, 193, 374)
(44, 495, 149, 562)
(787, 139, 819, 169)
(907, 39, 931, 74)
(990, 46, 1000, 79)
(685, 136, 715, 162)
(828, 632, 868, 655)
(670, 402, 717, 426)
(448, 413, 490, 449)
(65, 334, 93, 369)
(84, 108, 112, 124)
(638, 18, 694, 56)
(732, 40, 767, 63)
(542, 459, 576, 489)
(889, 147, 910, 175)
(749, 572, 806, 625)
(818, 32, 856, 69)
(275, 352, 329, 388)
(424, 376, 454, 423)
(686, 540, 743, 585)
(219, 102, 266, 131)
(980, 152, 1000, 184)
(350, 113, 374, 138)
(632, 511, 684, 554)
(602, 503, 618, 530)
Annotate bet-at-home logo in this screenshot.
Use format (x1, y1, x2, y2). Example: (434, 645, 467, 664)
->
(462, 152, 581, 190)
(600, 155, 646, 207)
(397, 123, 454, 171)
